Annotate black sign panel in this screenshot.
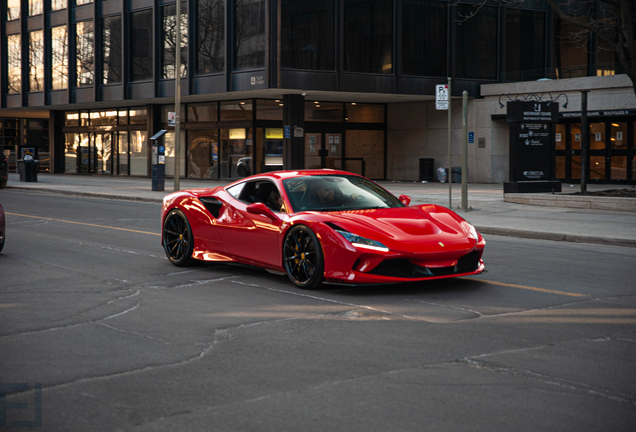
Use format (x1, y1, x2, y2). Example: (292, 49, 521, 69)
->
(507, 101, 559, 123)
(510, 122, 553, 181)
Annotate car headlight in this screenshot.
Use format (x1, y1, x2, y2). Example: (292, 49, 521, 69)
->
(335, 230, 389, 252)
(461, 221, 479, 240)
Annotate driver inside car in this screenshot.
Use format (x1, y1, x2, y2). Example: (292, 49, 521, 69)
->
(304, 181, 359, 209)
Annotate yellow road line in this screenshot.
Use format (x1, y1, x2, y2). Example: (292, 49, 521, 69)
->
(7, 212, 160, 236)
(468, 278, 586, 297)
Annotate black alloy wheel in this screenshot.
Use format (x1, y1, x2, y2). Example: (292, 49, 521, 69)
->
(163, 209, 194, 266)
(283, 225, 324, 289)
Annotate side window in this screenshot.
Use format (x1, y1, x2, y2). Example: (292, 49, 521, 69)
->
(226, 182, 245, 199)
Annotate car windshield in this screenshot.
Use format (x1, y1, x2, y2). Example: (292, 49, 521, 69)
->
(283, 175, 404, 212)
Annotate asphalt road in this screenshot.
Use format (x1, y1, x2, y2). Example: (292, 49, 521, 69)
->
(1, 190, 635, 431)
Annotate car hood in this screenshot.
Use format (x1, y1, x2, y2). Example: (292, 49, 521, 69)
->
(317, 205, 477, 252)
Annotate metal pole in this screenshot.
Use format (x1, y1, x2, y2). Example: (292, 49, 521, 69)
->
(173, 0, 182, 192)
(461, 90, 468, 210)
(448, 77, 452, 209)
(580, 91, 589, 193)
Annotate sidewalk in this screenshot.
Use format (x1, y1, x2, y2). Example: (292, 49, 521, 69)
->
(2, 173, 635, 248)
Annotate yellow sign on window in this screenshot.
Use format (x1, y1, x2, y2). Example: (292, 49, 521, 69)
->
(265, 128, 283, 139)
(229, 128, 246, 139)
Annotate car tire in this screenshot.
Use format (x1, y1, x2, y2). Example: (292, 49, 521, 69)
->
(162, 209, 194, 266)
(283, 225, 324, 289)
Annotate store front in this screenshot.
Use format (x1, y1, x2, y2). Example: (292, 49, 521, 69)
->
(59, 99, 387, 180)
(555, 112, 635, 184)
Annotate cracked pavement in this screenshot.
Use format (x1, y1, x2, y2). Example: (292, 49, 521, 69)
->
(0, 191, 635, 431)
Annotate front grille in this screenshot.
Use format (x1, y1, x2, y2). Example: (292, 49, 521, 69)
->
(367, 251, 480, 279)
(456, 251, 480, 274)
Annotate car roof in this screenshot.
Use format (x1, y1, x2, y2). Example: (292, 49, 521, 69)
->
(227, 169, 364, 185)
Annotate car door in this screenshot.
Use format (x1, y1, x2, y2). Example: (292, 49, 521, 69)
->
(217, 179, 283, 268)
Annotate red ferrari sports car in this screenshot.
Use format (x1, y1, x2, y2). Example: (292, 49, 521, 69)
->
(161, 170, 485, 289)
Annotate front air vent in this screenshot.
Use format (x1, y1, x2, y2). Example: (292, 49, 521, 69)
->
(456, 251, 480, 274)
(199, 197, 222, 218)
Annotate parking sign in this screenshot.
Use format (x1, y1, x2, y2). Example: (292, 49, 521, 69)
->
(436, 85, 449, 110)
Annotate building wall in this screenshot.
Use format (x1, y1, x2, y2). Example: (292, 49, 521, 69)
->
(388, 75, 636, 184)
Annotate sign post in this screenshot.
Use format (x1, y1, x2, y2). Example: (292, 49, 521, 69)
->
(436, 81, 451, 208)
(173, 0, 182, 191)
(461, 91, 468, 210)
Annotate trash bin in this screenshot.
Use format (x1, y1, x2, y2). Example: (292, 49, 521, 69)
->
(419, 158, 435, 182)
(451, 167, 461, 183)
(18, 157, 39, 182)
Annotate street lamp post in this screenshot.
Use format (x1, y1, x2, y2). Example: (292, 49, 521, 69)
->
(173, 0, 182, 192)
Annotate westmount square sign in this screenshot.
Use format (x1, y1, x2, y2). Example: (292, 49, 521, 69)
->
(560, 109, 636, 118)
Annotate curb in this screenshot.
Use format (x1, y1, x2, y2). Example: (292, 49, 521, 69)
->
(505, 193, 636, 212)
(5, 186, 165, 204)
(476, 227, 636, 249)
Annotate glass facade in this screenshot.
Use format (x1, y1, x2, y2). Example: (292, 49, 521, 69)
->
(7, 35, 21, 94)
(281, 0, 335, 70)
(344, 0, 393, 74)
(196, 0, 225, 75)
(401, 0, 446, 77)
(28, 0, 43, 16)
(130, 10, 153, 81)
(76, 21, 95, 86)
(102, 16, 122, 84)
(505, 9, 545, 82)
(162, 3, 189, 79)
(552, 14, 589, 79)
(29, 31, 45, 92)
(455, 4, 498, 80)
(7, 0, 20, 20)
(235, 0, 266, 70)
(51, 26, 69, 90)
(52, 0, 68, 11)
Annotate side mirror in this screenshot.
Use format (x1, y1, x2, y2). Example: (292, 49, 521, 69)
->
(399, 194, 411, 206)
(246, 202, 280, 221)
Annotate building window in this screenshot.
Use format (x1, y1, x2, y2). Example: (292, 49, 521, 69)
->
(28, 0, 43, 16)
(505, 9, 545, 81)
(235, 0, 266, 70)
(455, 4, 498, 80)
(75, 0, 93, 5)
(196, 0, 225, 75)
(76, 21, 95, 86)
(188, 102, 218, 122)
(130, 10, 153, 81)
(52, 0, 68, 11)
(402, 0, 446, 77)
(281, 0, 335, 70)
(29, 31, 45, 92)
(220, 101, 253, 121)
(7, 0, 20, 20)
(7, 35, 21, 94)
(102, 16, 122, 84)
(162, 3, 188, 79)
(51, 26, 69, 90)
(344, 0, 393, 74)
(551, 15, 589, 79)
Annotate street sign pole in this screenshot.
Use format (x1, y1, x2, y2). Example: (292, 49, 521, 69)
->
(447, 77, 452, 209)
(173, 0, 182, 192)
(461, 90, 468, 210)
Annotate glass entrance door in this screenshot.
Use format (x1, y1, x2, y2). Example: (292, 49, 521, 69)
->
(304, 132, 343, 170)
(555, 121, 633, 183)
(95, 132, 112, 174)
